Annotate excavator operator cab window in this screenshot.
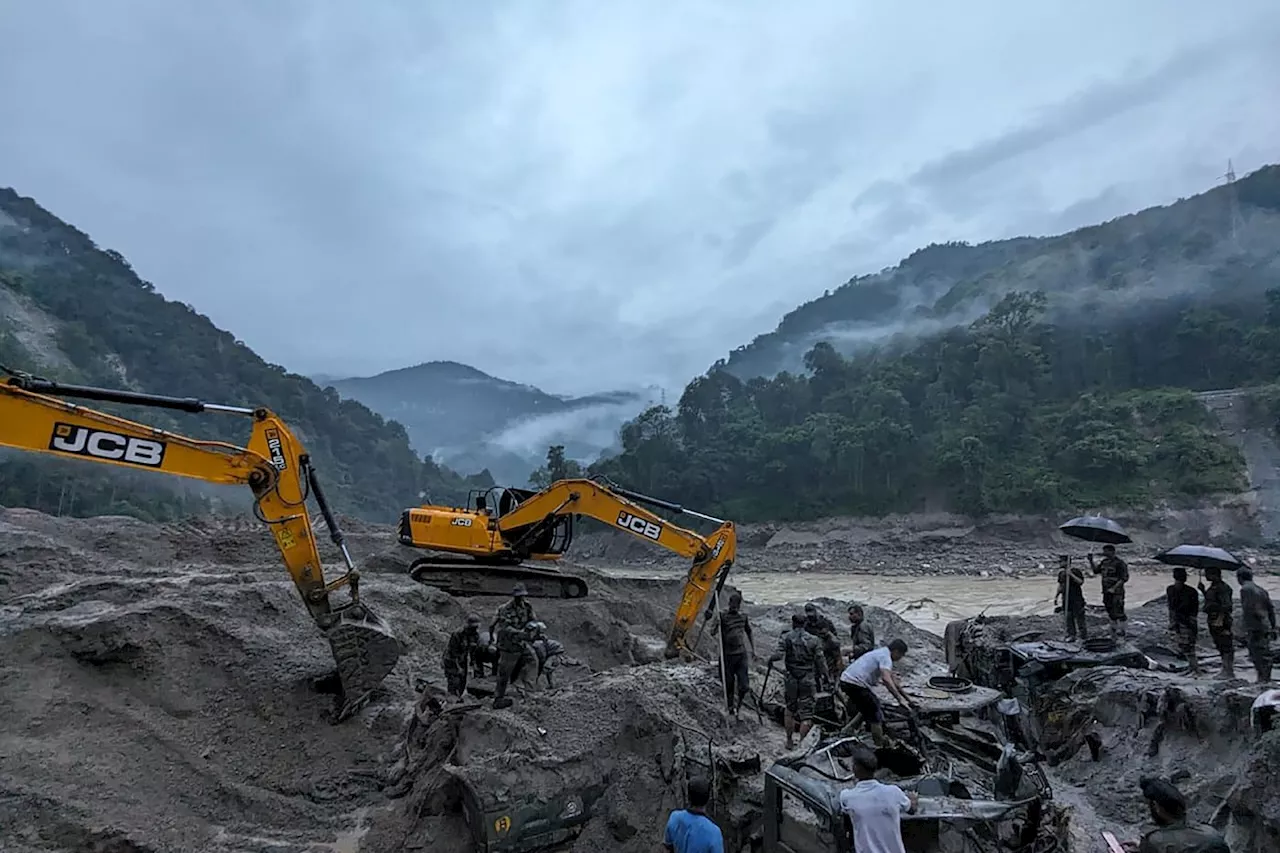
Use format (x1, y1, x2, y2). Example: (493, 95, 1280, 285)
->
(475, 495, 487, 512)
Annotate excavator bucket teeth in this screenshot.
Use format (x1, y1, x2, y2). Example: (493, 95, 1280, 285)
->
(325, 606, 401, 721)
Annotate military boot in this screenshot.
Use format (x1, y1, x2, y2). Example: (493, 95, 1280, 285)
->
(1222, 652, 1235, 680)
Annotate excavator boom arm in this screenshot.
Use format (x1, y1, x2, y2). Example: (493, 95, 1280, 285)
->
(494, 478, 710, 559)
(494, 477, 736, 657)
(0, 372, 399, 717)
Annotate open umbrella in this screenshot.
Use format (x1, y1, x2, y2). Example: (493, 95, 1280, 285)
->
(1154, 544, 1244, 573)
(1058, 515, 1133, 545)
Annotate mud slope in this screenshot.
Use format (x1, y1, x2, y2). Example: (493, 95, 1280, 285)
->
(0, 509, 699, 853)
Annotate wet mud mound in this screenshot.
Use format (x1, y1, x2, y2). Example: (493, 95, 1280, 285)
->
(744, 595, 943, 656)
(1031, 666, 1278, 848)
(0, 568, 413, 852)
(368, 662, 771, 853)
(0, 508, 720, 852)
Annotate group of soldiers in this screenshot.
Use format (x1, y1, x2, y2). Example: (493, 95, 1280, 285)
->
(710, 593, 889, 749)
(1056, 546, 1277, 681)
(439, 583, 566, 708)
(1055, 544, 1132, 640)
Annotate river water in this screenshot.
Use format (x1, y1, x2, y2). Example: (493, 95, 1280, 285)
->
(605, 568, 1174, 634)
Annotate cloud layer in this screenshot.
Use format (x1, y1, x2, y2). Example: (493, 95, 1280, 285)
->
(2, 0, 1278, 396)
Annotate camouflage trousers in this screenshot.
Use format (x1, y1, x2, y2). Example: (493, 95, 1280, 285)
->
(1246, 629, 1273, 682)
(1208, 622, 1234, 654)
(1172, 620, 1198, 665)
(1063, 606, 1087, 640)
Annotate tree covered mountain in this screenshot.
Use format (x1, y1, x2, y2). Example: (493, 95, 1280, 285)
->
(593, 165, 1280, 520)
(725, 166, 1280, 381)
(325, 361, 653, 486)
(0, 188, 489, 521)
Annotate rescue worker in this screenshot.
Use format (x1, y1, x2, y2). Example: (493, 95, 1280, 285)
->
(528, 621, 565, 689)
(803, 602, 842, 685)
(838, 638, 914, 746)
(1237, 567, 1276, 682)
(768, 614, 829, 750)
(441, 613, 483, 698)
(1089, 544, 1129, 638)
(847, 604, 875, 661)
(1165, 567, 1200, 675)
(1134, 776, 1230, 853)
(1199, 567, 1235, 679)
(1055, 555, 1088, 642)
(490, 583, 538, 709)
(709, 591, 754, 716)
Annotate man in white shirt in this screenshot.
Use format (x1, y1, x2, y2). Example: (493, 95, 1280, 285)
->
(838, 638, 914, 746)
(839, 751, 917, 853)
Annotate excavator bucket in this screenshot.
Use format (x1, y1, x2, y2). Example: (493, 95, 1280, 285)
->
(325, 605, 401, 721)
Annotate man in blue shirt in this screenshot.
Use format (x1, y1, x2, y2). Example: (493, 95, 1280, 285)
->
(663, 777, 724, 853)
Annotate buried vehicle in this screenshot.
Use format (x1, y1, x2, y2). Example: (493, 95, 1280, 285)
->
(762, 733, 1066, 853)
(756, 667, 1067, 852)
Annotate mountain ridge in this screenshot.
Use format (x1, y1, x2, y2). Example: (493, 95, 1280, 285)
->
(0, 187, 487, 521)
(324, 360, 655, 486)
(724, 167, 1279, 380)
(594, 163, 1280, 523)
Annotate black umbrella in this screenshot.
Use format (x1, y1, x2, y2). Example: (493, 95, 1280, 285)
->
(1154, 544, 1244, 572)
(1058, 515, 1133, 545)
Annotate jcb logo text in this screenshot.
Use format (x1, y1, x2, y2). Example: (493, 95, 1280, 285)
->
(264, 428, 287, 471)
(451, 517, 473, 527)
(617, 511, 662, 541)
(49, 423, 166, 468)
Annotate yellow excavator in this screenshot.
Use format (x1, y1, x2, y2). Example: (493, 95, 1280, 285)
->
(0, 368, 400, 720)
(397, 477, 736, 657)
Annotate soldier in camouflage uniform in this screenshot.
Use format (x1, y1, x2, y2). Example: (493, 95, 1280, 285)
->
(441, 613, 483, 697)
(710, 591, 755, 716)
(1089, 544, 1129, 638)
(489, 583, 538, 709)
(803, 602, 842, 686)
(1136, 776, 1230, 853)
(1198, 567, 1235, 679)
(1237, 567, 1276, 683)
(769, 614, 829, 750)
(1055, 555, 1088, 642)
(1165, 567, 1200, 675)
(847, 604, 875, 661)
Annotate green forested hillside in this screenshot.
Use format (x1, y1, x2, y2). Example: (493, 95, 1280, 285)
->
(0, 188, 488, 521)
(725, 166, 1280, 380)
(594, 167, 1280, 520)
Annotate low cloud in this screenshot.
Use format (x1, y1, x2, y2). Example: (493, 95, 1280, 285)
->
(2, 1, 1278, 396)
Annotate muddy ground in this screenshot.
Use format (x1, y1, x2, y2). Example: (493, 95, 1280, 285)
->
(570, 495, 1280, 577)
(0, 506, 1276, 852)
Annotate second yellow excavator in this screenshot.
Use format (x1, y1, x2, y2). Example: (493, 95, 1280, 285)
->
(397, 477, 736, 658)
(0, 368, 400, 720)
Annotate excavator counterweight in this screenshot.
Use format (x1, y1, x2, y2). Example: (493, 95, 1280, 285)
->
(0, 369, 400, 720)
(399, 477, 735, 657)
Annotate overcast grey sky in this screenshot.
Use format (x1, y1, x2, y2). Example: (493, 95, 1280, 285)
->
(2, 1, 1279, 396)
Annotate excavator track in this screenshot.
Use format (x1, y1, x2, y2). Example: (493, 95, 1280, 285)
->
(408, 556, 590, 599)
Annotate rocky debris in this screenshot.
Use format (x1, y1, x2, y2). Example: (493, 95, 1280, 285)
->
(1, 504, 1276, 853)
(368, 662, 779, 853)
(950, 603, 1280, 850)
(1030, 666, 1278, 848)
(571, 500, 1280, 579)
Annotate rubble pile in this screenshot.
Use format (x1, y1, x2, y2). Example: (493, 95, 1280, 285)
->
(0, 505, 1275, 853)
(949, 604, 1280, 849)
(367, 662, 775, 853)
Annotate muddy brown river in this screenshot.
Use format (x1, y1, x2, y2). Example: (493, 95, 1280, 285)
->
(606, 569, 1174, 633)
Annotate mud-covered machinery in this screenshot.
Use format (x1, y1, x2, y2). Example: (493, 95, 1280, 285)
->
(398, 477, 736, 656)
(763, 730, 1064, 853)
(0, 369, 400, 720)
